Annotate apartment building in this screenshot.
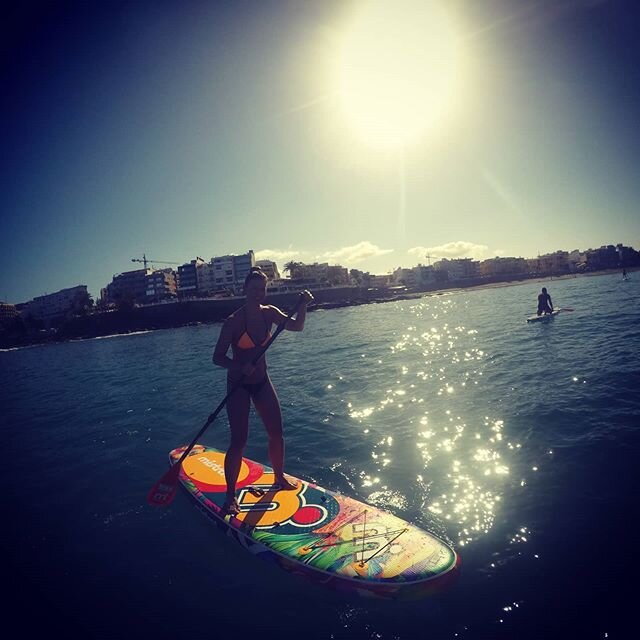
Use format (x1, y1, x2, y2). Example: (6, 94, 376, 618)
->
(198, 250, 256, 295)
(528, 251, 570, 275)
(105, 269, 149, 305)
(24, 285, 89, 323)
(433, 258, 480, 279)
(392, 267, 416, 287)
(585, 245, 622, 271)
(177, 258, 205, 298)
(0, 302, 19, 328)
(616, 243, 640, 267)
(326, 265, 349, 285)
(567, 250, 585, 272)
(392, 265, 442, 289)
(369, 274, 393, 287)
(256, 260, 280, 281)
(145, 268, 177, 302)
(479, 257, 528, 277)
(233, 251, 254, 289)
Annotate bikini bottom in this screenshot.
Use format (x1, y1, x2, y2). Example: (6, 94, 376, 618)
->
(236, 376, 269, 398)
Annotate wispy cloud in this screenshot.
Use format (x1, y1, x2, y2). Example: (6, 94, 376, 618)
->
(256, 242, 394, 268)
(408, 241, 502, 261)
(254, 248, 302, 263)
(317, 241, 394, 265)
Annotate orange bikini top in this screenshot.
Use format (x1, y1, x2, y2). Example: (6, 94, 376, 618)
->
(235, 308, 271, 349)
(237, 330, 271, 349)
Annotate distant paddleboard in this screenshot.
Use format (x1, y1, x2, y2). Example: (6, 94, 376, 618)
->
(527, 310, 560, 323)
(168, 444, 460, 599)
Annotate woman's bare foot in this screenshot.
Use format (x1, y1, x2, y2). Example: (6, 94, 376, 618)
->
(221, 496, 240, 516)
(273, 476, 298, 491)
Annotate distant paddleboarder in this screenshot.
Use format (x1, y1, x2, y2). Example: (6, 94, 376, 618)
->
(213, 267, 314, 515)
(537, 287, 554, 316)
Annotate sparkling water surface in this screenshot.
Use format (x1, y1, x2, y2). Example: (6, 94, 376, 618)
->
(3, 272, 638, 639)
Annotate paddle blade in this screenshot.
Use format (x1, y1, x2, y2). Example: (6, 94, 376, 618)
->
(559, 307, 574, 312)
(147, 464, 181, 507)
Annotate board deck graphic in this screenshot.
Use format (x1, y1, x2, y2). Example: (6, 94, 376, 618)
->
(169, 444, 459, 599)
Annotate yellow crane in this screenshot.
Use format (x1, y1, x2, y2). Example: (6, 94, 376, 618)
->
(131, 254, 180, 269)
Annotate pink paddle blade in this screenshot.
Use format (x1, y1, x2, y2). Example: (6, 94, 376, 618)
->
(147, 464, 181, 506)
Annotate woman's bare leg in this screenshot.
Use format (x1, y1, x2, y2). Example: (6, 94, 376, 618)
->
(224, 386, 250, 510)
(252, 378, 297, 489)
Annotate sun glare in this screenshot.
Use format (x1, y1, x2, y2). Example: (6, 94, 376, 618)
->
(334, 1, 461, 149)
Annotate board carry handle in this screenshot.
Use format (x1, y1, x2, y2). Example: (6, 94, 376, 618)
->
(147, 293, 307, 507)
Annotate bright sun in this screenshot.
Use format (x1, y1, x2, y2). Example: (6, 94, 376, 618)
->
(334, 0, 461, 149)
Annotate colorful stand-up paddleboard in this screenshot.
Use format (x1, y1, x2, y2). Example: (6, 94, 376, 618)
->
(169, 444, 460, 599)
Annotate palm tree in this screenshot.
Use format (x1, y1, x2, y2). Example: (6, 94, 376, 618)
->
(74, 290, 94, 316)
(283, 261, 303, 279)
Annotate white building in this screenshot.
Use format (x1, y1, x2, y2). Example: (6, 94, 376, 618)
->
(24, 285, 89, 324)
(200, 250, 256, 295)
(392, 265, 439, 289)
(479, 257, 528, 277)
(256, 260, 280, 281)
(433, 258, 480, 280)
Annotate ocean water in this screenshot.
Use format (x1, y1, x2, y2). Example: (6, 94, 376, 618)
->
(2, 272, 638, 639)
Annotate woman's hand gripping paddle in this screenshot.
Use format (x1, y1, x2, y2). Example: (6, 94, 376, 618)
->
(147, 294, 307, 506)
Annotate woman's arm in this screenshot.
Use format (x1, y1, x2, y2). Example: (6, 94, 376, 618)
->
(213, 317, 240, 370)
(267, 290, 314, 332)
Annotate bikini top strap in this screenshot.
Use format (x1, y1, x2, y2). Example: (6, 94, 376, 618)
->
(239, 305, 270, 344)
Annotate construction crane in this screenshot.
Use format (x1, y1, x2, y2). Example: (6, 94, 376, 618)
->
(131, 253, 180, 270)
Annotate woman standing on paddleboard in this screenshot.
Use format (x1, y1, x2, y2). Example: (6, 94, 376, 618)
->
(213, 267, 313, 515)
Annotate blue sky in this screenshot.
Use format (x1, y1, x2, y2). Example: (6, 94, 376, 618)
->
(2, 0, 640, 303)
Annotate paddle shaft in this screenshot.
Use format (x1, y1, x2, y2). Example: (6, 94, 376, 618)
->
(171, 294, 305, 470)
(527, 307, 574, 316)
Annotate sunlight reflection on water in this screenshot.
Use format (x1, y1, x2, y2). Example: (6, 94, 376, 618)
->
(344, 295, 519, 547)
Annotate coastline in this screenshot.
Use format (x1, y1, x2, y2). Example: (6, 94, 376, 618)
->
(313, 267, 630, 308)
(1, 268, 631, 350)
